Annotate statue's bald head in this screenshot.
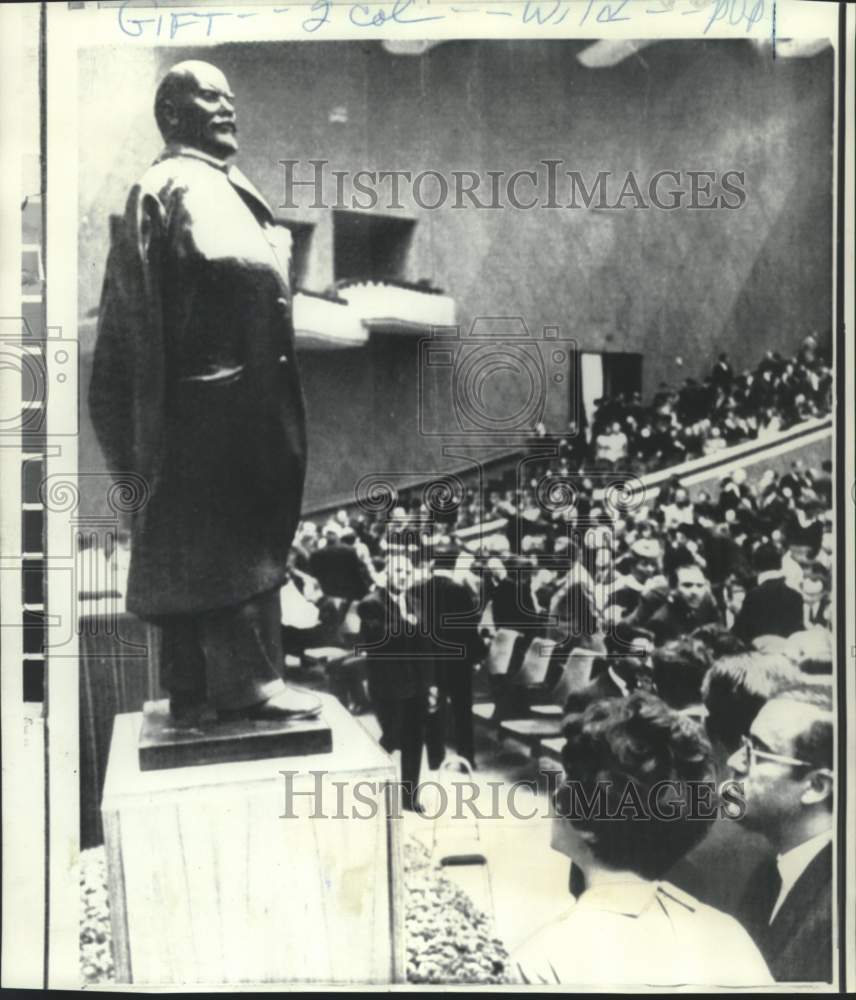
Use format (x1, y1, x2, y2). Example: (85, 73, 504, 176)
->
(154, 60, 238, 159)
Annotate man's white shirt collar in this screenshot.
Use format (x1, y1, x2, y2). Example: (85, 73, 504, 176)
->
(770, 830, 831, 923)
(757, 569, 785, 586)
(574, 879, 696, 918)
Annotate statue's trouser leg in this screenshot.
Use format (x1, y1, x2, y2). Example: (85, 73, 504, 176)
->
(198, 588, 288, 709)
(159, 588, 287, 710)
(159, 616, 207, 711)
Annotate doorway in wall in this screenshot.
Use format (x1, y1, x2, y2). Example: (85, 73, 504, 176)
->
(579, 351, 643, 440)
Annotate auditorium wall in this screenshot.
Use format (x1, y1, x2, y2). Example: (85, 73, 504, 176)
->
(77, 39, 833, 514)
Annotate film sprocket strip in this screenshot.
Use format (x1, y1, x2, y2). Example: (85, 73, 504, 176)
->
(19, 160, 46, 703)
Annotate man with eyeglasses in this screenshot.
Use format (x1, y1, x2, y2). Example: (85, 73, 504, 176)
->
(728, 684, 833, 982)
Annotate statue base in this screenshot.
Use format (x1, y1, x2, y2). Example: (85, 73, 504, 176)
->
(101, 693, 405, 985)
(138, 699, 332, 771)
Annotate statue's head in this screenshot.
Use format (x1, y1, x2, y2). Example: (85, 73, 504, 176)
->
(154, 60, 238, 160)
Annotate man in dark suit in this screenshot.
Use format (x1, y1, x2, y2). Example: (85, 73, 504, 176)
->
(732, 543, 804, 643)
(415, 549, 483, 768)
(308, 522, 373, 602)
(357, 555, 436, 811)
(711, 352, 734, 390)
(90, 62, 318, 723)
(648, 563, 721, 645)
(729, 684, 834, 982)
(489, 556, 550, 719)
(651, 637, 711, 714)
(667, 650, 800, 917)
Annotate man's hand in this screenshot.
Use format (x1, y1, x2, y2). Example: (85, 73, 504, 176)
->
(427, 685, 439, 714)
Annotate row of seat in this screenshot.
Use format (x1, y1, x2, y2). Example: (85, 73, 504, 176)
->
(472, 701, 565, 761)
(478, 616, 611, 760)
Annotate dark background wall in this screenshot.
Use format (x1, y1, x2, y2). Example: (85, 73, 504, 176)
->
(77, 39, 833, 513)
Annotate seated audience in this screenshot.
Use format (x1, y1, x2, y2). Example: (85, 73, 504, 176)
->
(513, 693, 772, 986)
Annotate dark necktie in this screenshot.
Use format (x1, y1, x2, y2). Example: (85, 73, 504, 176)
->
(766, 863, 784, 926)
(569, 861, 587, 899)
(739, 856, 780, 948)
(752, 858, 784, 960)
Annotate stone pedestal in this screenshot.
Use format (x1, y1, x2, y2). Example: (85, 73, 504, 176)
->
(101, 694, 404, 986)
(138, 699, 333, 770)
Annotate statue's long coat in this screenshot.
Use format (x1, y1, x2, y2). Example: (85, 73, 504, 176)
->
(90, 146, 307, 618)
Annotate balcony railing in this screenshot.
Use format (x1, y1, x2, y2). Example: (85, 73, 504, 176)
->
(335, 279, 456, 332)
(293, 289, 368, 348)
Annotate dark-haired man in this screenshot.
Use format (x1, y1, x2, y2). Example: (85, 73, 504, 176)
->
(702, 653, 801, 764)
(562, 654, 653, 716)
(309, 522, 373, 603)
(732, 543, 804, 643)
(415, 546, 483, 768)
(651, 638, 711, 717)
(730, 685, 834, 982)
(357, 555, 436, 810)
(666, 652, 802, 916)
(712, 352, 734, 390)
(648, 564, 721, 645)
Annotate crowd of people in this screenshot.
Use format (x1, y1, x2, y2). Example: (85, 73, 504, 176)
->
(276, 339, 835, 984)
(585, 335, 831, 472)
(282, 339, 832, 548)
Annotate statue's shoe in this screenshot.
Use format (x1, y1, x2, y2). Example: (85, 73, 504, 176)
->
(169, 695, 215, 726)
(217, 686, 322, 722)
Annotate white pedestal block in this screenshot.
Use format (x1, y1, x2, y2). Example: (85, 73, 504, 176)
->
(101, 694, 404, 986)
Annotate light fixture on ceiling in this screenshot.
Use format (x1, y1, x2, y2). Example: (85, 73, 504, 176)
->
(752, 38, 831, 58)
(576, 39, 656, 68)
(381, 39, 446, 56)
(578, 36, 831, 69)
